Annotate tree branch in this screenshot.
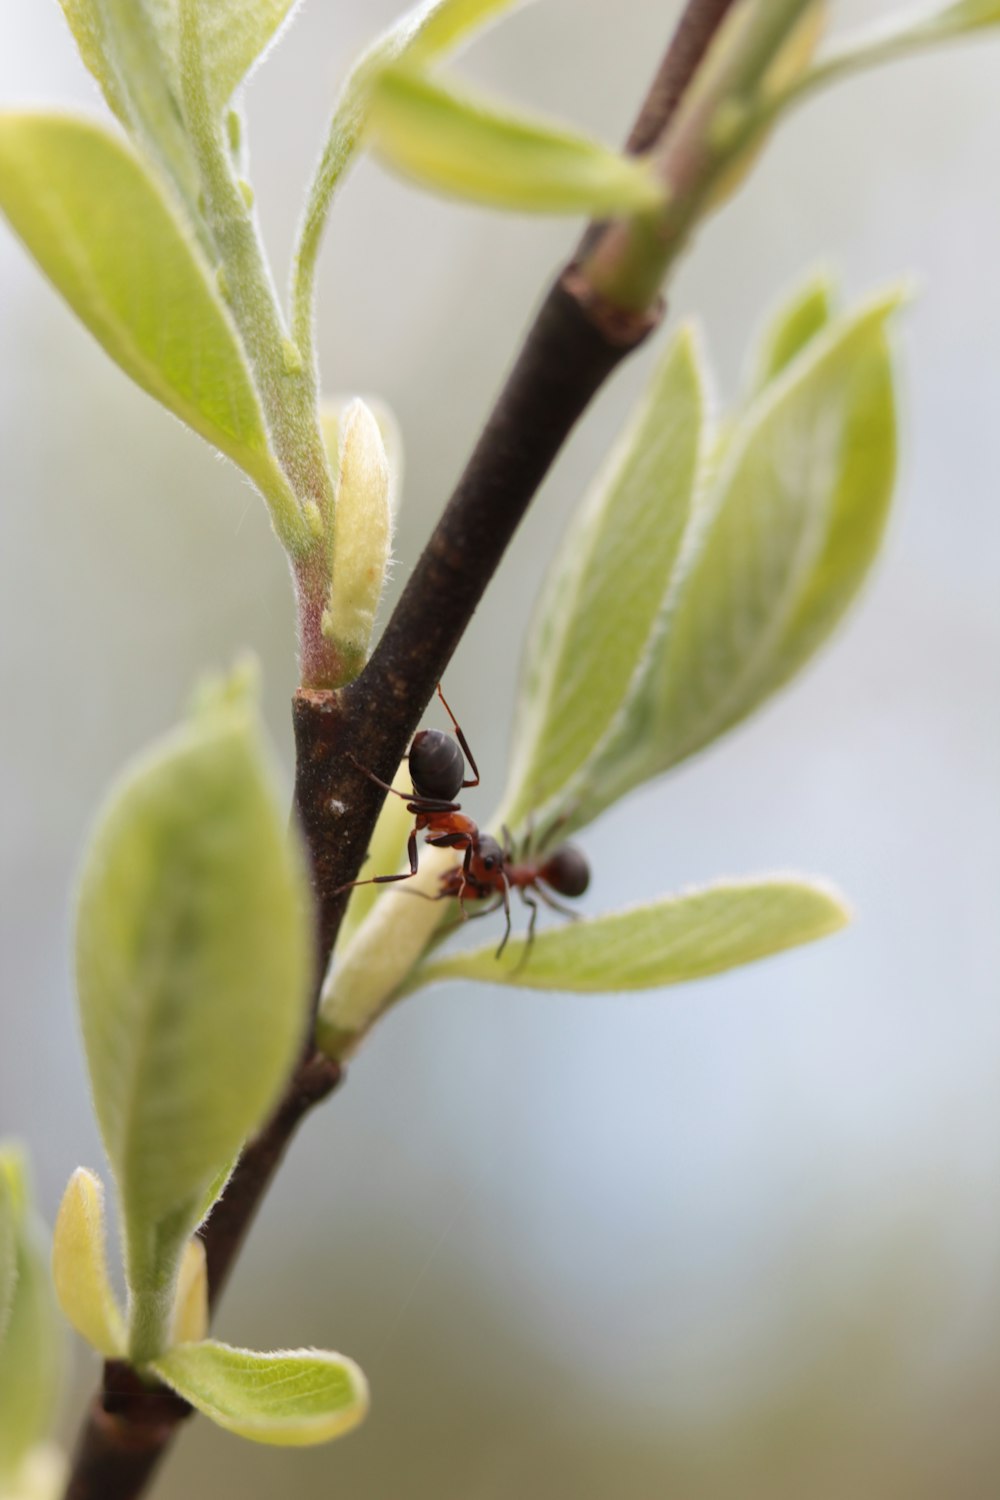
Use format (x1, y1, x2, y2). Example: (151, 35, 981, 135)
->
(59, 4, 738, 1496)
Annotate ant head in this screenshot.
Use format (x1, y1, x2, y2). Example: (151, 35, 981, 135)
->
(409, 728, 465, 802)
(541, 844, 590, 898)
(476, 834, 504, 876)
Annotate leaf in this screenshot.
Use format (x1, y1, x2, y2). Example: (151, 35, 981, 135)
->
(746, 270, 834, 394)
(57, 0, 204, 220)
(402, 0, 531, 62)
(413, 877, 849, 992)
(0, 1171, 15, 1354)
(52, 1169, 125, 1359)
(163, 0, 300, 110)
(170, 1239, 208, 1346)
(567, 289, 902, 829)
(153, 1341, 369, 1446)
(334, 761, 414, 952)
(0, 1151, 63, 1484)
(896, 0, 1000, 39)
(0, 112, 297, 530)
(499, 326, 706, 832)
(366, 66, 665, 215)
(74, 664, 312, 1357)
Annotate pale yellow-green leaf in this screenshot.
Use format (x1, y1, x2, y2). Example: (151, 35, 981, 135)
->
(334, 761, 414, 952)
(0, 112, 301, 546)
(747, 270, 835, 394)
(169, 1239, 208, 1347)
(569, 289, 902, 828)
(413, 877, 849, 992)
(51, 1170, 125, 1359)
(57, 0, 204, 220)
(0, 1152, 62, 1485)
(500, 326, 706, 831)
(367, 66, 665, 215)
(153, 1341, 369, 1446)
(402, 0, 530, 61)
(74, 666, 312, 1338)
(166, 0, 300, 109)
(0, 1445, 67, 1500)
(903, 0, 1000, 38)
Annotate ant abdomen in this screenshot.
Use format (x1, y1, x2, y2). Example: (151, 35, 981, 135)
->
(409, 728, 466, 803)
(540, 844, 590, 898)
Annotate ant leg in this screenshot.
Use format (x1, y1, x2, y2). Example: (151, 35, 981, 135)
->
(493, 874, 513, 959)
(536, 885, 581, 920)
(455, 841, 476, 919)
(501, 824, 514, 861)
(335, 827, 420, 895)
(436, 683, 480, 789)
(347, 752, 413, 801)
(512, 891, 539, 974)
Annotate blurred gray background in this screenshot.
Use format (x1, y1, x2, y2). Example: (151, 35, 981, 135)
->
(3, 2, 1000, 1496)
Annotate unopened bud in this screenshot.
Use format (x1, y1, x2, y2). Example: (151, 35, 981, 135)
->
(321, 400, 393, 667)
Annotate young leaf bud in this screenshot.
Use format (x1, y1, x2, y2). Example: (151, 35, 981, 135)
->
(321, 399, 393, 671)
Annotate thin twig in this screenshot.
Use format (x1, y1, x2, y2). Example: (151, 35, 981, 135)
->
(60, 4, 736, 1496)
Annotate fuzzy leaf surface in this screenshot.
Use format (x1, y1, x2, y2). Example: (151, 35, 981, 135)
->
(52, 1169, 125, 1359)
(0, 113, 278, 486)
(415, 878, 849, 992)
(153, 1341, 369, 1446)
(500, 327, 705, 830)
(74, 671, 311, 1307)
(0, 1152, 62, 1484)
(367, 66, 664, 214)
(150, 0, 299, 109)
(569, 290, 901, 828)
(747, 271, 834, 394)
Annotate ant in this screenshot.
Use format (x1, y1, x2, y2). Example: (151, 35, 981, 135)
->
(341, 685, 590, 963)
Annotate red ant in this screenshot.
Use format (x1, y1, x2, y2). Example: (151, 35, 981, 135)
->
(341, 686, 590, 962)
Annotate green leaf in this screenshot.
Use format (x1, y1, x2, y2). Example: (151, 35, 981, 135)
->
(402, 0, 531, 62)
(0, 1151, 62, 1484)
(366, 65, 665, 215)
(52, 1169, 125, 1360)
(746, 270, 834, 394)
(153, 1341, 369, 1446)
(291, 0, 525, 351)
(568, 288, 902, 829)
(74, 664, 312, 1361)
(894, 0, 1000, 39)
(412, 877, 849, 992)
(0, 112, 303, 549)
(151, 0, 300, 111)
(499, 326, 706, 832)
(57, 0, 204, 221)
(0, 1172, 15, 1354)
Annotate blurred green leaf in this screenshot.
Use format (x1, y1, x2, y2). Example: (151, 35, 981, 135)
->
(747, 270, 835, 394)
(0, 1150, 62, 1485)
(413, 877, 849, 992)
(367, 65, 664, 215)
(153, 1341, 369, 1445)
(889, 0, 1000, 39)
(0, 1172, 15, 1353)
(52, 1169, 125, 1360)
(500, 326, 706, 831)
(74, 666, 312, 1361)
(0, 113, 303, 547)
(402, 0, 530, 61)
(335, 761, 414, 952)
(568, 288, 902, 829)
